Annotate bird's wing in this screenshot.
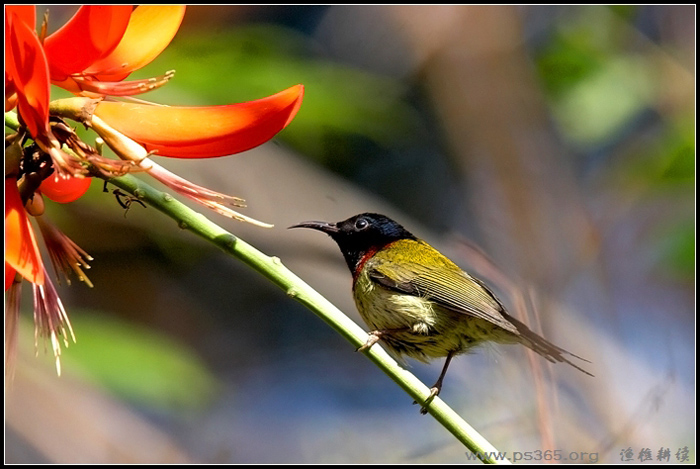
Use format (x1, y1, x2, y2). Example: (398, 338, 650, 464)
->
(367, 256, 519, 335)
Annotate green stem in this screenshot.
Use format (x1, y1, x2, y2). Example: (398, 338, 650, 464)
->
(108, 173, 507, 464)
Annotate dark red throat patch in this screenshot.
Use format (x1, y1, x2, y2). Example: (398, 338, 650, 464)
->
(352, 240, 398, 284)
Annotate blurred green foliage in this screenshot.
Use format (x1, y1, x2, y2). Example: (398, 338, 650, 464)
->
(536, 21, 607, 98)
(56, 311, 219, 411)
(534, 7, 657, 147)
(142, 24, 423, 165)
(533, 6, 694, 281)
(655, 221, 695, 280)
(617, 117, 694, 280)
(653, 121, 695, 186)
(624, 119, 695, 187)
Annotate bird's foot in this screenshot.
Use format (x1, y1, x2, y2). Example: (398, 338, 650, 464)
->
(356, 331, 382, 352)
(414, 386, 440, 415)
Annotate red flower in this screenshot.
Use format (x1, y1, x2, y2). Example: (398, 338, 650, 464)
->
(5, 4, 306, 374)
(5, 7, 98, 181)
(44, 5, 185, 97)
(5, 178, 79, 377)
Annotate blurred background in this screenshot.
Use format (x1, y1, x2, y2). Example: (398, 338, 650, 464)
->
(6, 5, 694, 463)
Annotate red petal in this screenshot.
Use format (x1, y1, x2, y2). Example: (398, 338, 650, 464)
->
(87, 5, 186, 81)
(4, 5, 35, 28)
(6, 13, 51, 139)
(43, 5, 132, 81)
(5, 262, 17, 291)
(5, 6, 35, 109)
(5, 76, 18, 112)
(5, 179, 45, 286)
(94, 84, 305, 158)
(40, 175, 93, 203)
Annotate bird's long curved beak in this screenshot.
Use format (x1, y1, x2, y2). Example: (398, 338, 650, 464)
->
(288, 220, 339, 234)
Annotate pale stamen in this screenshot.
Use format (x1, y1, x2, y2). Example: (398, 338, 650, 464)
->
(91, 115, 273, 227)
(145, 161, 273, 228)
(32, 271, 75, 376)
(72, 70, 175, 97)
(5, 275, 22, 379)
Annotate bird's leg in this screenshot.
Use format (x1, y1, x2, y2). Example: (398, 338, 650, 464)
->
(356, 328, 408, 352)
(419, 351, 455, 415)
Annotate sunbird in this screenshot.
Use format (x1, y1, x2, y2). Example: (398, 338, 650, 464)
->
(290, 213, 592, 414)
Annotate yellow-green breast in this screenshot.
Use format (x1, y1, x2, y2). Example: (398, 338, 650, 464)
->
(352, 239, 517, 362)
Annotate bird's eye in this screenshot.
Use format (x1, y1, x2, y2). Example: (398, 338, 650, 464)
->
(354, 218, 369, 230)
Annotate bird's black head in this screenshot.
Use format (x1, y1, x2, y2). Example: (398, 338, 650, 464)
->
(289, 213, 417, 274)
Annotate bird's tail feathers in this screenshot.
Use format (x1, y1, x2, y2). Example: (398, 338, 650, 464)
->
(505, 313, 594, 377)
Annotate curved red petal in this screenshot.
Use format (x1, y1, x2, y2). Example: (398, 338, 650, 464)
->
(43, 5, 132, 81)
(87, 5, 185, 80)
(5, 179, 45, 286)
(6, 14, 51, 139)
(94, 84, 305, 158)
(40, 175, 93, 203)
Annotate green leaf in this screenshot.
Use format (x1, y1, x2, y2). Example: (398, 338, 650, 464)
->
(615, 117, 695, 189)
(550, 56, 655, 147)
(654, 221, 695, 280)
(58, 311, 219, 411)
